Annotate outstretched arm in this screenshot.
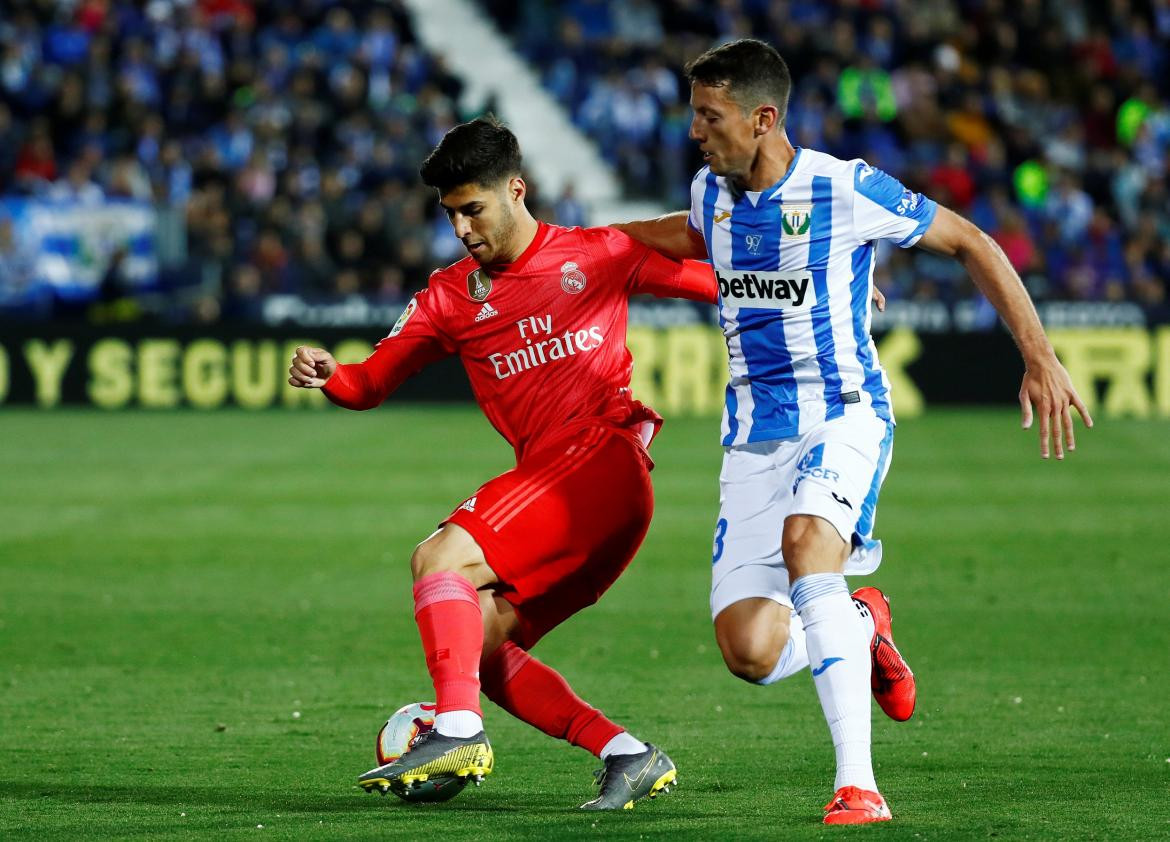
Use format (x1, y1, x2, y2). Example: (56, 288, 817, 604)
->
(610, 212, 708, 260)
(288, 343, 405, 410)
(288, 295, 452, 410)
(613, 212, 887, 309)
(917, 206, 1093, 459)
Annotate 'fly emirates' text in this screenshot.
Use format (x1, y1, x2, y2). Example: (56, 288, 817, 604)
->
(488, 314, 606, 380)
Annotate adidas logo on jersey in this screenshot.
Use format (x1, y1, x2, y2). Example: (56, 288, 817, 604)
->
(474, 301, 498, 322)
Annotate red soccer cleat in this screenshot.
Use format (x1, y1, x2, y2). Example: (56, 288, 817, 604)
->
(823, 786, 892, 824)
(852, 586, 916, 721)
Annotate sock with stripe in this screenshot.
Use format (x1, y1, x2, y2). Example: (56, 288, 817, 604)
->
(480, 641, 624, 757)
(791, 572, 877, 793)
(752, 601, 874, 685)
(413, 571, 484, 737)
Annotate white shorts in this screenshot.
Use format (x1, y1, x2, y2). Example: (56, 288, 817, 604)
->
(709, 412, 894, 619)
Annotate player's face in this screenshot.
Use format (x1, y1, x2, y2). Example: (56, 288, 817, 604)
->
(439, 179, 523, 265)
(689, 82, 760, 180)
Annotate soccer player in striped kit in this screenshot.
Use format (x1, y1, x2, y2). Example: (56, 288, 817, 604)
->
(288, 117, 716, 809)
(616, 39, 1091, 824)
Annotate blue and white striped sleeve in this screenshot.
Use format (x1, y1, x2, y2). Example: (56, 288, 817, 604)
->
(851, 161, 938, 248)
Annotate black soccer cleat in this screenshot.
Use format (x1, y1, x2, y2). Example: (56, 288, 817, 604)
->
(579, 743, 677, 811)
(358, 730, 493, 794)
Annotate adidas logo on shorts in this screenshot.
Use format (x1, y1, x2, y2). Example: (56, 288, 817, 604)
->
(474, 302, 498, 322)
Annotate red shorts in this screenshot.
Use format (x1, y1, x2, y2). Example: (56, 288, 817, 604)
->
(444, 424, 654, 649)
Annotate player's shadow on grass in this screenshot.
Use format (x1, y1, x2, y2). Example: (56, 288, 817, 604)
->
(0, 779, 433, 814)
(0, 779, 721, 820)
(0, 780, 579, 816)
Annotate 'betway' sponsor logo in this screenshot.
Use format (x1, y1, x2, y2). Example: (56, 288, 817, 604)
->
(717, 270, 815, 310)
(488, 314, 606, 380)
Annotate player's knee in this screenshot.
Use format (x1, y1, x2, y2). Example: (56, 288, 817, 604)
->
(409, 528, 494, 586)
(719, 637, 787, 683)
(409, 539, 466, 581)
(715, 623, 790, 684)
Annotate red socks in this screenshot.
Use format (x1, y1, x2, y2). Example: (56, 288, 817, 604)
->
(413, 573, 622, 755)
(480, 641, 622, 757)
(413, 572, 483, 716)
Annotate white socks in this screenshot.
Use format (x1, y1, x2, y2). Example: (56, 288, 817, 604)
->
(600, 731, 646, 759)
(752, 596, 873, 686)
(434, 710, 483, 738)
(791, 573, 877, 793)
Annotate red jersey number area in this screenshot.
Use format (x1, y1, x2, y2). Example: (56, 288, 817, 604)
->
(445, 425, 654, 650)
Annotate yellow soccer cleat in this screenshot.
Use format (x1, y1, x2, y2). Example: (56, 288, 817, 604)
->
(358, 730, 493, 795)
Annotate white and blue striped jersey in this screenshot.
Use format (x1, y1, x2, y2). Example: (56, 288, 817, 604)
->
(688, 148, 937, 445)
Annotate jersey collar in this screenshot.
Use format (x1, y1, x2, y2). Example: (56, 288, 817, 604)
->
(766, 147, 804, 201)
(727, 148, 803, 205)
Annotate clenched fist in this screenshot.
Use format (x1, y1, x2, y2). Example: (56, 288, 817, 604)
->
(288, 346, 338, 389)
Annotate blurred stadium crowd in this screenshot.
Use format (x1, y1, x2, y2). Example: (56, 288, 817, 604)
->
(1, 0, 1168, 323)
(491, 0, 1170, 313)
(0, 0, 479, 321)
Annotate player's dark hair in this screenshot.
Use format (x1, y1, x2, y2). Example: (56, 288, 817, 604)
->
(419, 115, 522, 192)
(685, 39, 791, 123)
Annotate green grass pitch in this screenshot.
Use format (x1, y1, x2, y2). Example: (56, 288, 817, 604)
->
(1, 407, 1168, 840)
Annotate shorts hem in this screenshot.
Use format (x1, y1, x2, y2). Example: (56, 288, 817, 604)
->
(786, 506, 854, 550)
(710, 564, 794, 619)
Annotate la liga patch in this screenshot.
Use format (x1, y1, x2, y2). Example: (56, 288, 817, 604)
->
(389, 297, 418, 337)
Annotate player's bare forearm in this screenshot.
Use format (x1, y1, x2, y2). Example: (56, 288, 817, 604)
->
(918, 208, 1051, 360)
(917, 206, 1092, 458)
(611, 212, 708, 260)
(957, 239, 1050, 362)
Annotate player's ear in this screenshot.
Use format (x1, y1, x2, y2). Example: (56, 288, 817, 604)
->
(508, 176, 526, 205)
(754, 104, 779, 136)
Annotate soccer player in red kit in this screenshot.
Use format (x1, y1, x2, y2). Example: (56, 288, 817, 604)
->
(288, 117, 716, 810)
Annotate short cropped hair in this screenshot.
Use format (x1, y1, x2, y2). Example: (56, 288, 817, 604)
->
(684, 39, 792, 122)
(419, 115, 522, 192)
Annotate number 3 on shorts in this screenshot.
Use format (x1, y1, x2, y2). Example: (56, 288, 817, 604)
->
(712, 518, 728, 565)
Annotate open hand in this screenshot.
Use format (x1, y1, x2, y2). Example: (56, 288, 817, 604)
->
(1019, 356, 1093, 460)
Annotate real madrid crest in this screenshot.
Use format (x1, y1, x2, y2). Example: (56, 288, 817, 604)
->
(560, 261, 586, 294)
(467, 268, 492, 301)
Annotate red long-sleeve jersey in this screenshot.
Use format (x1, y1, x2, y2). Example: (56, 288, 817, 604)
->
(323, 223, 716, 461)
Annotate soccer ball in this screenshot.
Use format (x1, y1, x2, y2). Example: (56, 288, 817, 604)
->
(376, 702, 468, 803)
